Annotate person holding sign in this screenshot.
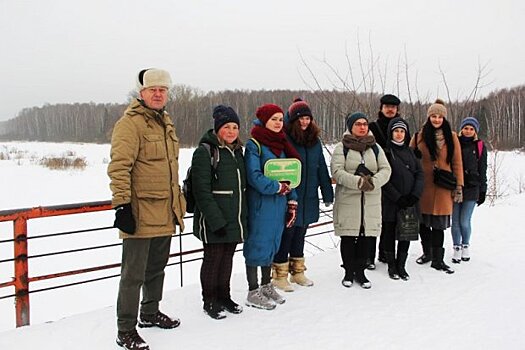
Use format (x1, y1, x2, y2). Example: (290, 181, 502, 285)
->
(271, 99, 334, 292)
(330, 112, 391, 289)
(243, 103, 301, 310)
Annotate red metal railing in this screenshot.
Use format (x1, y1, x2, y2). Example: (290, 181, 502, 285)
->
(0, 200, 334, 328)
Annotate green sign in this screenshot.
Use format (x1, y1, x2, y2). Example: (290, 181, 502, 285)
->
(263, 158, 302, 188)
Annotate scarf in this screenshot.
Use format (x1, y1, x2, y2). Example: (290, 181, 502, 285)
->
(251, 125, 301, 159)
(342, 133, 377, 153)
(435, 129, 445, 149)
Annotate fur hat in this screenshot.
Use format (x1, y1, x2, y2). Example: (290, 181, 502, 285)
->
(288, 98, 313, 123)
(213, 105, 240, 133)
(460, 116, 480, 133)
(345, 112, 368, 131)
(255, 104, 284, 125)
(427, 99, 447, 118)
(137, 68, 172, 91)
(380, 94, 401, 107)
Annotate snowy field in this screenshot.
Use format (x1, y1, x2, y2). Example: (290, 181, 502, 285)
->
(0, 141, 524, 349)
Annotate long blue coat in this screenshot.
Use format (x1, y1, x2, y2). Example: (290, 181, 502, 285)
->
(243, 138, 297, 267)
(288, 137, 334, 227)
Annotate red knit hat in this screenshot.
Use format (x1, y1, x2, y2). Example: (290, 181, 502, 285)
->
(255, 104, 283, 125)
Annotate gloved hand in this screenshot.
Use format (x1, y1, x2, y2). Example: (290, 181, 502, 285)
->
(396, 196, 410, 209)
(477, 191, 486, 206)
(452, 187, 463, 203)
(277, 181, 292, 196)
(114, 203, 136, 234)
(405, 194, 419, 207)
(324, 202, 333, 207)
(358, 175, 375, 192)
(286, 200, 298, 228)
(213, 226, 227, 237)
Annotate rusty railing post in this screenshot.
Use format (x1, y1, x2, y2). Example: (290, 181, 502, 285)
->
(14, 216, 30, 327)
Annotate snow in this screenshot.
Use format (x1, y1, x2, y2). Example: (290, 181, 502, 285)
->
(0, 141, 524, 349)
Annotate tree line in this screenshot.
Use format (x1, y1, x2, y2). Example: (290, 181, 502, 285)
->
(0, 85, 523, 150)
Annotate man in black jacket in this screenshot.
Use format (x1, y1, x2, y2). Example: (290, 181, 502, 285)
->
(367, 94, 401, 268)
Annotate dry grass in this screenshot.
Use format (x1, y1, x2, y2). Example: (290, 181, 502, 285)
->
(39, 156, 87, 170)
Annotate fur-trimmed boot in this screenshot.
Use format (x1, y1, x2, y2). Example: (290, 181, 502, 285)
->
(452, 245, 462, 264)
(271, 262, 294, 292)
(289, 257, 314, 287)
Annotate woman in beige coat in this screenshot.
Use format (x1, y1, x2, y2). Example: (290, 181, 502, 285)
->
(410, 99, 463, 274)
(331, 112, 391, 289)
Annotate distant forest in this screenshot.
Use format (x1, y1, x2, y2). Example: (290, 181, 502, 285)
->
(0, 85, 523, 150)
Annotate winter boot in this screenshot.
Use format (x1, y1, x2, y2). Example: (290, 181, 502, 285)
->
(366, 257, 376, 270)
(289, 257, 314, 287)
(396, 252, 410, 281)
(385, 252, 400, 280)
(431, 247, 455, 274)
(138, 310, 180, 329)
(116, 329, 150, 350)
(261, 283, 286, 304)
(271, 262, 294, 292)
(416, 241, 432, 264)
(245, 288, 276, 310)
(461, 244, 470, 262)
(341, 265, 354, 288)
(218, 297, 243, 314)
(452, 245, 462, 264)
(354, 261, 371, 289)
(203, 301, 226, 320)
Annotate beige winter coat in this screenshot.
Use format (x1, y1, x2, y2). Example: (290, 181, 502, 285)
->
(108, 99, 186, 238)
(330, 138, 392, 237)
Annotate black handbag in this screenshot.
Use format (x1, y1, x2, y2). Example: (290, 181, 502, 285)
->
(396, 206, 419, 241)
(433, 167, 457, 190)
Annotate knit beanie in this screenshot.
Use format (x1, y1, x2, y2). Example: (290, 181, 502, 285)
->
(460, 116, 480, 133)
(345, 112, 368, 131)
(213, 105, 240, 133)
(390, 119, 408, 132)
(427, 99, 447, 118)
(288, 98, 313, 123)
(380, 94, 401, 107)
(255, 104, 284, 125)
(137, 68, 172, 91)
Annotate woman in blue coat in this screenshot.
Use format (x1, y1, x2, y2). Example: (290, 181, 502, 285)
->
(243, 103, 300, 310)
(272, 99, 334, 292)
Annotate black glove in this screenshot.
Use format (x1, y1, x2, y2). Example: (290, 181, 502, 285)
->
(213, 226, 228, 237)
(396, 196, 410, 209)
(406, 194, 419, 207)
(114, 203, 136, 234)
(413, 148, 422, 159)
(477, 191, 486, 206)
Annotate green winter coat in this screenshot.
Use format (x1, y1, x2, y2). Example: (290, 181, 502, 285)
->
(108, 99, 186, 238)
(191, 129, 248, 244)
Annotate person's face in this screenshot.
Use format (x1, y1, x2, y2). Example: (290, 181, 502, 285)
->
(462, 125, 476, 137)
(381, 104, 398, 118)
(265, 112, 284, 132)
(140, 86, 169, 110)
(392, 128, 406, 143)
(217, 122, 239, 144)
(429, 114, 444, 129)
(298, 116, 311, 131)
(351, 118, 369, 137)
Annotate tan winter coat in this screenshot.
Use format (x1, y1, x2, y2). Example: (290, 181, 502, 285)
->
(108, 99, 186, 238)
(330, 138, 392, 237)
(410, 131, 463, 216)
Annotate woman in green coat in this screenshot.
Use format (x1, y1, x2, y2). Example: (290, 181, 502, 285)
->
(191, 105, 248, 320)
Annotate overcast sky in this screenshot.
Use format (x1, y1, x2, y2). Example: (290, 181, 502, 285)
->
(1, 0, 523, 120)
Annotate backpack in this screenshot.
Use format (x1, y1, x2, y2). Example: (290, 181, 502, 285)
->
(474, 140, 484, 160)
(183, 143, 219, 213)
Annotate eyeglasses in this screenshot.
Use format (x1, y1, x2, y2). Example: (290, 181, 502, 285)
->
(354, 122, 368, 127)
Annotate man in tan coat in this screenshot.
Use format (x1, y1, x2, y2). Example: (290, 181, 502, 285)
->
(108, 68, 185, 350)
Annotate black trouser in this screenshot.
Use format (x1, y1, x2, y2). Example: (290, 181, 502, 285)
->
(381, 221, 410, 255)
(246, 265, 271, 291)
(340, 236, 368, 273)
(367, 236, 377, 263)
(273, 226, 308, 263)
(420, 224, 444, 248)
(200, 242, 238, 302)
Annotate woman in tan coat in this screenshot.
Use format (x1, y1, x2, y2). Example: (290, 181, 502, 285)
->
(410, 99, 463, 274)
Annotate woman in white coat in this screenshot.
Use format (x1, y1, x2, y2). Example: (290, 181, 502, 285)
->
(331, 112, 391, 288)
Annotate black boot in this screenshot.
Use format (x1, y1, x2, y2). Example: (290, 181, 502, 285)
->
(341, 264, 354, 288)
(385, 251, 400, 280)
(354, 260, 371, 289)
(396, 252, 409, 281)
(431, 247, 454, 274)
(416, 226, 432, 264)
(203, 301, 227, 320)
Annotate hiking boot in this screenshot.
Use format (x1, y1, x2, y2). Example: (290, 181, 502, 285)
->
(138, 310, 180, 329)
(289, 257, 314, 287)
(462, 244, 470, 261)
(116, 329, 149, 350)
(245, 288, 276, 310)
(452, 245, 462, 264)
(219, 298, 243, 314)
(260, 283, 285, 304)
(203, 301, 226, 320)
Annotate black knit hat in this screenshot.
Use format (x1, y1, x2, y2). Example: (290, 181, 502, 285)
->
(213, 105, 240, 133)
(288, 98, 313, 123)
(380, 94, 401, 107)
(346, 112, 368, 131)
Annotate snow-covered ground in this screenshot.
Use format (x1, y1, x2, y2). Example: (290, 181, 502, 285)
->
(0, 141, 524, 349)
